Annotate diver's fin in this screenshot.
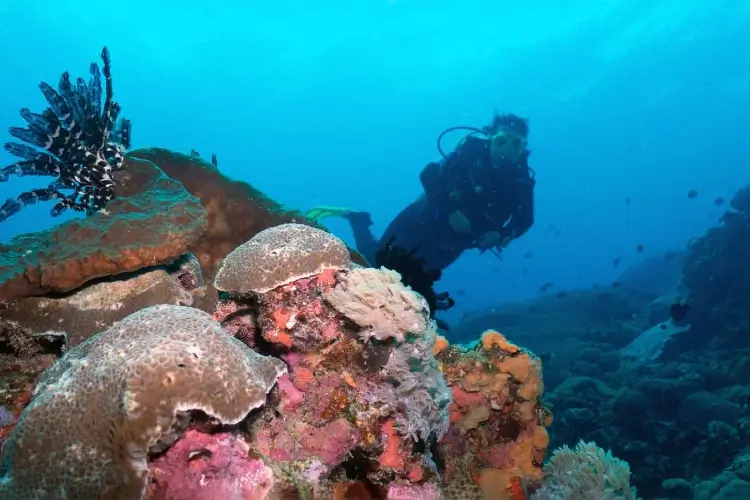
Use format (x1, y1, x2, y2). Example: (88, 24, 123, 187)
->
(305, 205, 354, 223)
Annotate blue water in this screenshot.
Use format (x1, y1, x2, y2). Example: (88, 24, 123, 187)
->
(1, 0, 749, 323)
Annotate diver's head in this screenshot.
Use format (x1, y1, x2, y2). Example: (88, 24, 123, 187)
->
(486, 113, 529, 166)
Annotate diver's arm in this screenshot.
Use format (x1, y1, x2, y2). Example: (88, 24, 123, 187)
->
(420, 162, 452, 203)
(477, 170, 534, 247)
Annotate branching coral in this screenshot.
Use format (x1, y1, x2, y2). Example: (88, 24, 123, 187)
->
(0, 47, 132, 222)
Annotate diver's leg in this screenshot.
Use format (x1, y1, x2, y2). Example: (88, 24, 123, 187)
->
(344, 211, 378, 263)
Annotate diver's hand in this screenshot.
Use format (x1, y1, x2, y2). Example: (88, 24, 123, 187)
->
(448, 210, 472, 234)
(476, 231, 511, 251)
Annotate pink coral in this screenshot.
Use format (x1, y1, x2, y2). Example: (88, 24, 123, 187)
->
(386, 482, 442, 499)
(300, 418, 360, 466)
(256, 274, 343, 351)
(148, 430, 273, 500)
(253, 418, 359, 468)
(277, 374, 304, 413)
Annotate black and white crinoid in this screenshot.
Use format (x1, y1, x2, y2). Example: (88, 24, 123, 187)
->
(0, 47, 132, 222)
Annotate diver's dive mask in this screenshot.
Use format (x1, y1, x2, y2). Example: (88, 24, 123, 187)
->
(490, 130, 528, 166)
(436, 121, 528, 166)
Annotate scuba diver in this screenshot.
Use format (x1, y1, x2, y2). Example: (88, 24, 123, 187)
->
(307, 112, 536, 322)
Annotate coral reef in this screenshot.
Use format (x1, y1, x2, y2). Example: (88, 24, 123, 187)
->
(437, 330, 550, 499)
(677, 184, 750, 352)
(212, 224, 453, 494)
(0, 47, 131, 222)
(0, 48, 679, 499)
(0, 208, 569, 500)
(693, 451, 750, 500)
(453, 216, 750, 500)
(0, 217, 560, 499)
(209, 225, 552, 498)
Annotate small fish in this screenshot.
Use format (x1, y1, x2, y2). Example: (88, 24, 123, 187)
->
(613, 256, 622, 268)
(625, 197, 631, 206)
(556, 291, 567, 298)
(611, 281, 621, 288)
(554, 230, 561, 237)
(687, 189, 698, 199)
(524, 252, 533, 259)
(540, 282, 554, 292)
(523, 267, 528, 275)
(636, 244, 644, 253)
(714, 197, 725, 206)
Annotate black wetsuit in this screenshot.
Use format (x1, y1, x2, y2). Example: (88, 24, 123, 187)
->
(349, 135, 535, 272)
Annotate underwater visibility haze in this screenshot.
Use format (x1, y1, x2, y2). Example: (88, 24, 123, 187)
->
(0, 1, 749, 499)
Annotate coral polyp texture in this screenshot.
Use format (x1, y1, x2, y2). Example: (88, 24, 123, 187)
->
(0, 305, 286, 499)
(0, 47, 132, 222)
(214, 222, 351, 293)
